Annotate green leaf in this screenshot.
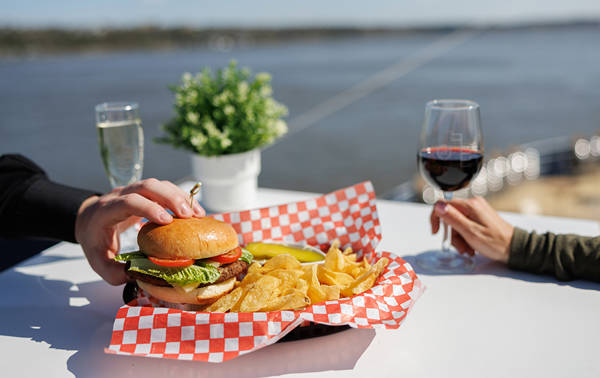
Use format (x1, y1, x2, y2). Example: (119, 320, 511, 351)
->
(128, 258, 221, 287)
(114, 251, 146, 262)
(240, 248, 253, 265)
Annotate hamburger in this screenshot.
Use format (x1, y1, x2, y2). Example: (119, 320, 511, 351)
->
(115, 217, 252, 308)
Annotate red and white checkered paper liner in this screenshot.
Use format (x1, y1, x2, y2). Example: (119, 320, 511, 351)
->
(105, 181, 424, 362)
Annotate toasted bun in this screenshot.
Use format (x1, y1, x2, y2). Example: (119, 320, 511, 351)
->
(137, 277, 236, 305)
(138, 218, 239, 260)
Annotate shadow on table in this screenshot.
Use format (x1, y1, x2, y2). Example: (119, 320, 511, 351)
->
(404, 252, 600, 291)
(0, 256, 375, 378)
(0, 237, 58, 272)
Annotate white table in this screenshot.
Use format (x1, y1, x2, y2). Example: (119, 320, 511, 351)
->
(1, 188, 599, 378)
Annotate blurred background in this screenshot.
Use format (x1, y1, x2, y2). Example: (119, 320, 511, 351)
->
(1, 0, 599, 222)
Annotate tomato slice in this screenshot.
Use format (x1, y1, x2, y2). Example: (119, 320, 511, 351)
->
(148, 256, 195, 267)
(210, 247, 242, 264)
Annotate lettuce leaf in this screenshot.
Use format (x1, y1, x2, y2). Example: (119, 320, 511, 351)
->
(128, 258, 221, 286)
(240, 248, 253, 265)
(114, 251, 146, 262)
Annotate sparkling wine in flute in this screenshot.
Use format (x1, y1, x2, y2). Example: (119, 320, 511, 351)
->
(97, 119, 144, 188)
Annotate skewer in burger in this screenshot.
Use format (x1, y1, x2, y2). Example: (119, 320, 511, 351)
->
(115, 217, 252, 308)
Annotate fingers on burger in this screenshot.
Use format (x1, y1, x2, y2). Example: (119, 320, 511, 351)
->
(115, 218, 252, 308)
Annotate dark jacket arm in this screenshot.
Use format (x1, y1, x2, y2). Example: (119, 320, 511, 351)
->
(0, 154, 97, 243)
(508, 227, 600, 282)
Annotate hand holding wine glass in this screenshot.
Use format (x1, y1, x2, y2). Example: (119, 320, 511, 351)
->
(416, 99, 484, 273)
(430, 197, 514, 264)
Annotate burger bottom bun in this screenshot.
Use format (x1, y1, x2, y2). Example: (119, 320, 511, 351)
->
(137, 278, 236, 306)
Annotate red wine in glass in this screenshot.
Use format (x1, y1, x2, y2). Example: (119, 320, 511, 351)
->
(416, 99, 483, 273)
(418, 147, 483, 192)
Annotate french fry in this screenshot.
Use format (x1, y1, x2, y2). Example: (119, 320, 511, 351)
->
(303, 264, 327, 304)
(239, 275, 282, 312)
(295, 277, 309, 296)
(328, 239, 341, 253)
(261, 289, 310, 311)
(261, 254, 301, 273)
(317, 265, 354, 287)
(267, 269, 304, 292)
(247, 262, 262, 275)
(205, 287, 244, 312)
(321, 284, 340, 301)
(340, 257, 389, 297)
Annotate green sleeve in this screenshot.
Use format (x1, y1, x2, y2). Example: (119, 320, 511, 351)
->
(508, 227, 600, 282)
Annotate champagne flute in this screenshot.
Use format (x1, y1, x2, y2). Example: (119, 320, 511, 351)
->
(416, 99, 483, 273)
(95, 102, 144, 188)
(95, 102, 144, 251)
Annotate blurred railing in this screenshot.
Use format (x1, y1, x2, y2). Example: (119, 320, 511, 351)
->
(382, 133, 600, 204)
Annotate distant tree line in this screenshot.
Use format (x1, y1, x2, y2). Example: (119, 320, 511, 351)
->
(0, 21, 597, 56)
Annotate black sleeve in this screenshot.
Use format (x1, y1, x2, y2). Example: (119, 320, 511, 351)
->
(0, 154, 98, 243)
(508, 227, 600, 282)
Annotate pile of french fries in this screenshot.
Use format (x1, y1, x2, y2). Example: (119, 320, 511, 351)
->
(205, 240, 389, 312)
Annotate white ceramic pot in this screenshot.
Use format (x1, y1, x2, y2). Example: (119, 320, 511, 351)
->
(190, 149, 261, 213)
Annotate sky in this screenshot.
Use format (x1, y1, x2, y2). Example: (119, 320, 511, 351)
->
(2, 0, 600, 28)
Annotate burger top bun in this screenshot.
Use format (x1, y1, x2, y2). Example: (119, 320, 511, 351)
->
(138, 218, 239, 260)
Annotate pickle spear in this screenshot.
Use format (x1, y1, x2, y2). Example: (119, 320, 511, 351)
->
(245, 242, 325, 263)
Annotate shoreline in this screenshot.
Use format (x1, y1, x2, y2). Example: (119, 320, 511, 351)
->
(1, 20, 598, 57)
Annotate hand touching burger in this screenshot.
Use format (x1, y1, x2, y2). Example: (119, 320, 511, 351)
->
(115, 217, 252, 308)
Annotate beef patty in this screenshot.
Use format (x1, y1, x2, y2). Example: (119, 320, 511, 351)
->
(126, 259, 249, 287)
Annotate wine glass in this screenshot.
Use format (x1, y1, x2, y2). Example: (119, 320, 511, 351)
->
(95, 102, 144, 251)
(95, 102, 144, 188)
(416, 99, 483, 273)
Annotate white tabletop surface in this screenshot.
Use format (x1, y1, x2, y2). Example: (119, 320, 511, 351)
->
(1, 187, 599, 378)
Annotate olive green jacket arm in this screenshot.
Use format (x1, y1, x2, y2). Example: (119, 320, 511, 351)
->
(508, 227, 600, 282)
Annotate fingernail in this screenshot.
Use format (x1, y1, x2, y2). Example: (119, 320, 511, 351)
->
(180, 203, 192, 216)
(435, 202, 447, 215)
(159, 212, 172, 223)
(193, 202, 205, 216)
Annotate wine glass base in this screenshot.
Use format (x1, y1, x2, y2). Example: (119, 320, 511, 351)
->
(415, 250, 475, 274)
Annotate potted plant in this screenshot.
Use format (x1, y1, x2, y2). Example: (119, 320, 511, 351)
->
(157, 61, 288, 212)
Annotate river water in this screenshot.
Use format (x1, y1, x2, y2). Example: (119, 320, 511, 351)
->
(1, 25, 599, 197)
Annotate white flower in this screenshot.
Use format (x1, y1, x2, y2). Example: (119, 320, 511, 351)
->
(220, 137, 232, 149)
(213, 92, 227, 107)
(259, 85, 273, 97)
(203, 120, 220, 137)
(237, 81, 249, 100)
(186, 112, 199, 125)
(186, 90, 198, 104)
(190, 131, 207, 148)
(224, 105, 235, 116)
(175, 93, 184, 106)
(255, 72, 271, 83)
(264, 98, 278, 116)
(222, 91, 232, 102)
(182, 72, 192, 82)
(274, 120, 288, 136)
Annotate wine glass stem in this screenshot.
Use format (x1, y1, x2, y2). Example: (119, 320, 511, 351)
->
(441, 191, 453, 253)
